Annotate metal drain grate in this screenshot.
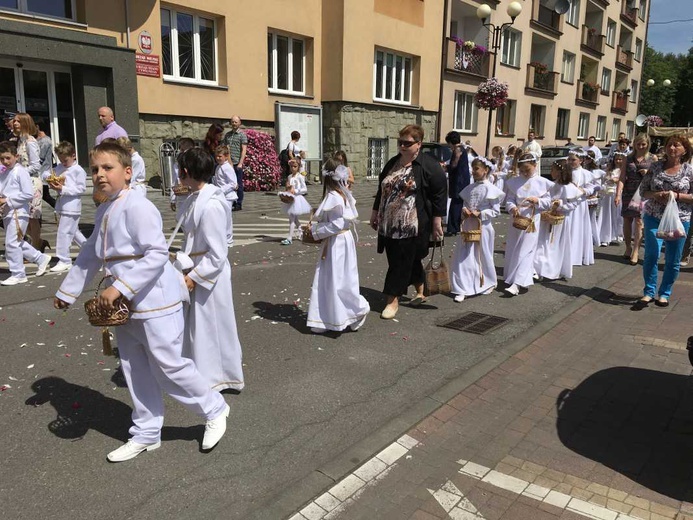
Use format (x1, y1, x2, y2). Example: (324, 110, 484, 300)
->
(439, 312, 510, 335)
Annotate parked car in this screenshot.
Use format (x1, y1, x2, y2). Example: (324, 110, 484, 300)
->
(539, 146, 582, 179)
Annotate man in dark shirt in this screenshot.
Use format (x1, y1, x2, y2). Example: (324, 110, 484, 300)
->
(445, 131, 471, 236)
(1, 111, 16, 142)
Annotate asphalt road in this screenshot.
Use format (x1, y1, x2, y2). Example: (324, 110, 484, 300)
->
(0, 184, 634, 519)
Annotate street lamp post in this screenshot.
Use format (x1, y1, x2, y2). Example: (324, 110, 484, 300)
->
(476, 1, 522, 157)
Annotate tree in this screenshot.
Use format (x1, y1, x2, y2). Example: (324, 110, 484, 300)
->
(639, 45, 682, 125)
(671, 46, 693, 126)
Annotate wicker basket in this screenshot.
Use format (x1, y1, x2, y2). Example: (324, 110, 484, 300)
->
(279, 193, 294, 204)
(540, 211, 565, 226)
(46, 174, 65, 186)
(172, 184, 191, 196)
(84, 277, 131, 327)
(461, 216, 482, 243)
(301, 214, 322, 245)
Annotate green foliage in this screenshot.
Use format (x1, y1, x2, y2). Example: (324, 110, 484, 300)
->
(640, 44, 692, 126)
(672, 47, 693, 126)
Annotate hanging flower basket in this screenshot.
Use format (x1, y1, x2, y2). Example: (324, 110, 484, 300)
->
(474, 77, 509, 110)
(644, 115, 664, 127)
(451, 36, 487, 56)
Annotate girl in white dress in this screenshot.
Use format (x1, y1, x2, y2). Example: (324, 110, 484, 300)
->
(305, 159, 370, 333)
(280, 159, 311, 245)
(534, 160, 584, 281)
(490, 145, 507, 193)
(503, 153, 553, 296)
(450, 157, 505, 302)
(597, 152, 626, 246)
(213, 145, 237, 247)
(583, 152, 604, 247)
(567, 150, 600, 266)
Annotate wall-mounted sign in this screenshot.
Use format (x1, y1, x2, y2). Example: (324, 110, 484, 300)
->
(135, 53, 160, 78)
(138, 30, 153, 54)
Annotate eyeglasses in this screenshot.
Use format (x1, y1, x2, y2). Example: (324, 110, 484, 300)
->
(398, 139, 420, 148)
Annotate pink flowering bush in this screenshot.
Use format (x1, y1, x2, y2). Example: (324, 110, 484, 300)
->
(243, 129, 282, 192)
(474, 77, 509, 110)
(645, 115, 664, 127)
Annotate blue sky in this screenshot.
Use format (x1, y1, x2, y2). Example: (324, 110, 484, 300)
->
(647, 0, 693, 55)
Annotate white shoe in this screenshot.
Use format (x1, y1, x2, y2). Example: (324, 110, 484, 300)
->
(35, 255, 52, 277)
(482, 286, 495, 295)
(532, 273, 540, 281)
(454, 294, 465, 303)
(49, 262, 72, 273)
(1, 276, 28, 286)
(311, 327, 326, 334)
(349, 314, 368, 331)
(600, 242, 608, 247)
(107, 439, 161, 462)
(505, 284, 519, 296)
(202, 403, 230, 450)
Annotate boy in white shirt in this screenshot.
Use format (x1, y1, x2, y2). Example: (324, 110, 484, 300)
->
(54, 141, 229, 462)
(170, 137, 195, 219)
(47, 141, 87, 273)
(0, 141, 52, 285)
(116, 137, 147, 197)
(212, 145, 237, 247)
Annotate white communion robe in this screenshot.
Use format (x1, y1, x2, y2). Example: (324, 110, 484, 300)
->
(307, 190, 370, 332)
(213, 161, 237, 245)
(569, 167, 598, 266)
(534, 183, 584, 280)
(597, 168, 622, 244)
(451, 180, 505, 297)
(179, 184, 244, 391)
(503, 174, 553, 288)
(587, 168, 604, 246)
(130, 151, 147, 197)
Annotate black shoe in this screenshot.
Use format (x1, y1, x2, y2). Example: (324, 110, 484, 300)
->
(654, 299, 669, 307)
(631, 298, 652, 311)
(232, 205, 242, 212)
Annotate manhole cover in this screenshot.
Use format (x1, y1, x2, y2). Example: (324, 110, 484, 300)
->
(439, 312, 510, 335)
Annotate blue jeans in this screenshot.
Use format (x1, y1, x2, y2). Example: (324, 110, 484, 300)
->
(234, 166, 244, 207)
(642, 213, 690, 299)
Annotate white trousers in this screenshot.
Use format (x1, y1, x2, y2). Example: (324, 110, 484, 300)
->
(3, 213, 44, 278)
(225, 198, 234, 246)
(56, 213, 87, 264)
(116, 311, 228, 444)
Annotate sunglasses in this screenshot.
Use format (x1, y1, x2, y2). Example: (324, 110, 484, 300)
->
(398, 139, 419, 148)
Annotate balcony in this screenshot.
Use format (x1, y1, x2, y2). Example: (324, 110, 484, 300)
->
(445, 39, 490, 78)
(525, 63, 559, 96)
(581, 25, 605, 57)
(611, 91, 628, 114)
(590, 0, 610, 7)
(576, 80, 601, 105)
(620, 3, 638, 27)
(616, 45, 634, 71)
(531, 0, 563, 37)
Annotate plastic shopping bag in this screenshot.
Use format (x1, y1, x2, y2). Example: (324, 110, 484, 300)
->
(656, 192, 687, 241)
(628, 186, 643, 212)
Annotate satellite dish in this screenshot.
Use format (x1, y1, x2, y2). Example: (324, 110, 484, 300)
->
(635, 114, 647, 126)
(544, 0, 558, 9)
(555, 0, 570, 14)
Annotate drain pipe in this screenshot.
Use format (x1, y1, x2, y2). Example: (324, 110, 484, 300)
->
(436, 0, 450, 143)
(124, 0, 131, 48)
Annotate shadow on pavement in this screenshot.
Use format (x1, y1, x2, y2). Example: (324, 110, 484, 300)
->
(556, 367, 693, 501)
(252, 301, 311, 334)
(26, 376, 131, 442)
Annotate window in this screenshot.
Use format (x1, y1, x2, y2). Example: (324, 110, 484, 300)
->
(367, 138, 388, 179)
(374, 49, 412, 104)
(453, 92, 477, 132)
(638, 0, 646, 20)
(496, 100, 516, 136)
(0, 0, 74, 19)
(626, 121, 635, 140)
(577, 112, 590, 139)
(561, 52, 576, 83)
(596, 116, 607, 140)
(606, 19, 616, 47)
(501, 28, 522, 67)
(161, 8, 217, 84)
(529, 104, 546, 137)
(556, 109, 571, 139)
(635, 38, 643, 61)
(567, 0, 580, 27)
(611, 118, 621, 140)
(600, 68, 612, 94)
(630, 79, 638, 102)
(268, 32, 305, 94)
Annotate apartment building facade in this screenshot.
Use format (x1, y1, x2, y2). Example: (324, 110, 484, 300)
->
(441, 0, 648, 152)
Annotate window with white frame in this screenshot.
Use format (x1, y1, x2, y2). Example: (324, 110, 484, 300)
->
(600, 68, 612, 94)
(454, 92, 477, 132)
(606, 19, 616, 47)
(596, 116, 607, 140)
(635, 38, 643, 61)
(630, 79, 638, 102)
(367, 138, 388, 179)
(567, 0, 580, 27)
(161, 8, 217, 84)
(529, 104, 546, 137)
(561, 52, 576, 83)
(611, 118, 621, 140)
(626, 120, 635, 140)
(0, 0, 74, 19)
(496, 100, 516, 136)
(556, 109, 571, 139)
(267, 32, 305, 94)
(501, 28, 522, 67)
(577, 112, 590, 139)
(374, 49, 412, 104)
(638, 0, 646, 20)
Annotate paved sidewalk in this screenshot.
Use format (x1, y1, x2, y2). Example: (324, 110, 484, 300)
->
(289, 265, 693, 520)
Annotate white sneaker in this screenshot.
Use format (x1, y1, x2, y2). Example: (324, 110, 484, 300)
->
(202, 403, 230, 450)
(1, 276, 28, 286)
(505, 284, 520, 296)
(49, 262, 72, 273)
(311, 327, 326, 334)
(35, 255, 52, 277)
(454, 294, 465, 303)
(532, 273, 540, 281)
(107, 439, 161, 462)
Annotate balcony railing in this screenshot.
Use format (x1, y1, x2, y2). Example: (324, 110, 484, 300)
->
(581, 25, 605, 55)
(611, 91, 628, 113)
(616, 45, 634, 70)
(445, 39, 490, 77)
(532, 0, 562, 33)
(577, 80, 601, 103)
(526, 64, 559, 94)
(620, 3, 638, 26)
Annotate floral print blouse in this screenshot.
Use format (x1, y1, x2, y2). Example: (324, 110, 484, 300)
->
(639, 160, 693, 221)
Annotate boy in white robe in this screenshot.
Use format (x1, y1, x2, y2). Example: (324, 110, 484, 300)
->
(116, 137, 147, 197)
(212, 145, 237, 247)
(583, 152, 604, 247)
(0, 141, 52, 285)
(170, 137, 196, 220)
(451, 157, 505, 302)
(54, 141, 229, 463)
(176, 148, 244, 391)
(503, 152, 553, 296)
(597, 153, 626, 246)
(47, 141, 87, 273)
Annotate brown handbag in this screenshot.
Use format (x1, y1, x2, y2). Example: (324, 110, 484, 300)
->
(423, 242, 450, 297)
